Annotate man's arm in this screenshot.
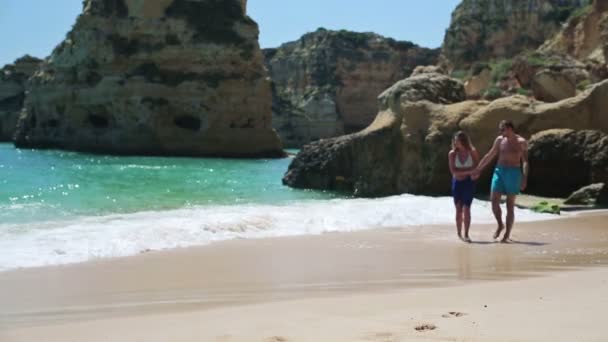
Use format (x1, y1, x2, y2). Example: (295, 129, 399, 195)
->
(471, 148, 480, 168)
(476, 137, 501, 174)
(521, 139, 529, 191)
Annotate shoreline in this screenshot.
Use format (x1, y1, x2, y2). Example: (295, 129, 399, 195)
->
(1, 207, 605, 275)
(0, 208, 598, 275)
(1, 212, 607, 342)
(1, 213, 607, 337)
(0, 194, 566, 272)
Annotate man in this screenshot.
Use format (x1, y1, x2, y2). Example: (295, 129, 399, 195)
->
(473, 120, 529, 243)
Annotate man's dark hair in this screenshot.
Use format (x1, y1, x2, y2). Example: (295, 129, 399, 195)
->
(499, 120, 515, 130)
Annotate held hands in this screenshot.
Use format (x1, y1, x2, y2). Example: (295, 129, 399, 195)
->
(469, 168, 481, 180)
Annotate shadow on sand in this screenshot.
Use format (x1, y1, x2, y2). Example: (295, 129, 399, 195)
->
(503, 240, 549, 246)
(466, 240, 549, 246)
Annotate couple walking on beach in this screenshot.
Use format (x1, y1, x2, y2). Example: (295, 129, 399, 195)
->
(448, 120, 529, 243)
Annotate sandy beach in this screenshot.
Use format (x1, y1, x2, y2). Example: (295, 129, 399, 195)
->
(3, 0, 608, 341)
(1, 212, 607, 341)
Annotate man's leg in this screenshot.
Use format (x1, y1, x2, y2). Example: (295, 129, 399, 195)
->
(502, 195, 516, 242)
(491, 191, 504, 239)
(455, 202, 463, 239)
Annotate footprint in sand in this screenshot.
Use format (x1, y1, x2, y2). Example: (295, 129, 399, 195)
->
(362, 331, 398, 341)
(414, 323, 437, 332)
(441, 311, 467, 318)
(266, 336, 289, 342)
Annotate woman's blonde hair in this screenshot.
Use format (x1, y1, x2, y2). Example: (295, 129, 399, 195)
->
(452, 131, 474, 151)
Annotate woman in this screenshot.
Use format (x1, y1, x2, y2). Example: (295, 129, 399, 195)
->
(448, 131, 479, 242)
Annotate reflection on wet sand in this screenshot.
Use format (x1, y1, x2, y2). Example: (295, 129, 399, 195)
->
(0, 213, 607, 327)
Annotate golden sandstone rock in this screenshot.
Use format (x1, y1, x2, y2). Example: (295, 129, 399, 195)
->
(264, 29, 438, 148)
(0, 55, 42, 141)
(14, 0, 283, 157)
(284, 73, 608, 196)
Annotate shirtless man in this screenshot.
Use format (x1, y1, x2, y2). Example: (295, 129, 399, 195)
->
(473, 120, 529, 243)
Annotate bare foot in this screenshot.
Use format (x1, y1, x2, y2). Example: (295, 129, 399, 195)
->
(464, 237, 472, 243)
(500, 237, 511, 244)
(493, 225, 504, 240)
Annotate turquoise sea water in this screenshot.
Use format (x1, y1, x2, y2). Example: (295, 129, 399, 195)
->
(0, 143, 552, 271)
(0, 144, 339, 225)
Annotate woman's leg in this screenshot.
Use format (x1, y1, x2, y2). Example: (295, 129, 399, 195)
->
(463, 206, 471, 239)
(455, 202, 463, 239)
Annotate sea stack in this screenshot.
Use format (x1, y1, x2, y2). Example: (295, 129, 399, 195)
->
(0, 55, 42, 141)
(14, 0, 283, 157)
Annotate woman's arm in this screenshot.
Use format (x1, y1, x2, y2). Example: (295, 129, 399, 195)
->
(448, 150, 472, 178)
(448, 150, 457, 177)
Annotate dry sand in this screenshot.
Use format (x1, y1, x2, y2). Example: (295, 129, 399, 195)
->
(1, 212, 607, 341)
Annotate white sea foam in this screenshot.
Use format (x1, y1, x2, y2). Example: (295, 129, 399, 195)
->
(0, 195, 557, 271)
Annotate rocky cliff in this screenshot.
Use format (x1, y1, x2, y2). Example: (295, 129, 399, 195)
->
(282, 71, 467, 196)
(0, 55, 42, 141)
(442, 0, 589, 68)
(14, 0, 283, 157)
(443, 0, 608, 104)
(264, 29, 439, 148)
(527, 129, 608, 196)
(539, 0, 608, 79)
(283, 0, 608, 197)
(283, 71, 608, 196)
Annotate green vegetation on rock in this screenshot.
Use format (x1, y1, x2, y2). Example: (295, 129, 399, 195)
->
(543, 3, 585, 23)
(570, 4, 592, 20)
(451, 69, 470, 80)
(471, 62, 490, 76)
(386, 38, 415, 51)
(490, 59, 512, 82)
(526, 53, 551, 67)
(577, 79, 591, 90)
(335, 30, 370, 47)
(483, 86, 502, 100)
(165, 0, 251, 45)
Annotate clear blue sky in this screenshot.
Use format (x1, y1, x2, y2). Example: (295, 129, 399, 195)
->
(0, 0, 460, 66)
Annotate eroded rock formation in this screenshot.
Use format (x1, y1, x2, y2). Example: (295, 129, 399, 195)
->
(14, 0, 283, 157)
(282, 72, 467, 196)
(540, 0, 608, 80)
(264, 29, 439, 148)
(527, 129, 608, 196)
(446, 0, 608, 103)
(0, 55, 42, 141)
(283, 75, 608, 196)
(442, 0, 588, 68)
(565, 182, 608, 205)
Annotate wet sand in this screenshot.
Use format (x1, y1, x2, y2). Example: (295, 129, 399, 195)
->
(1, 212, 607, 341)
